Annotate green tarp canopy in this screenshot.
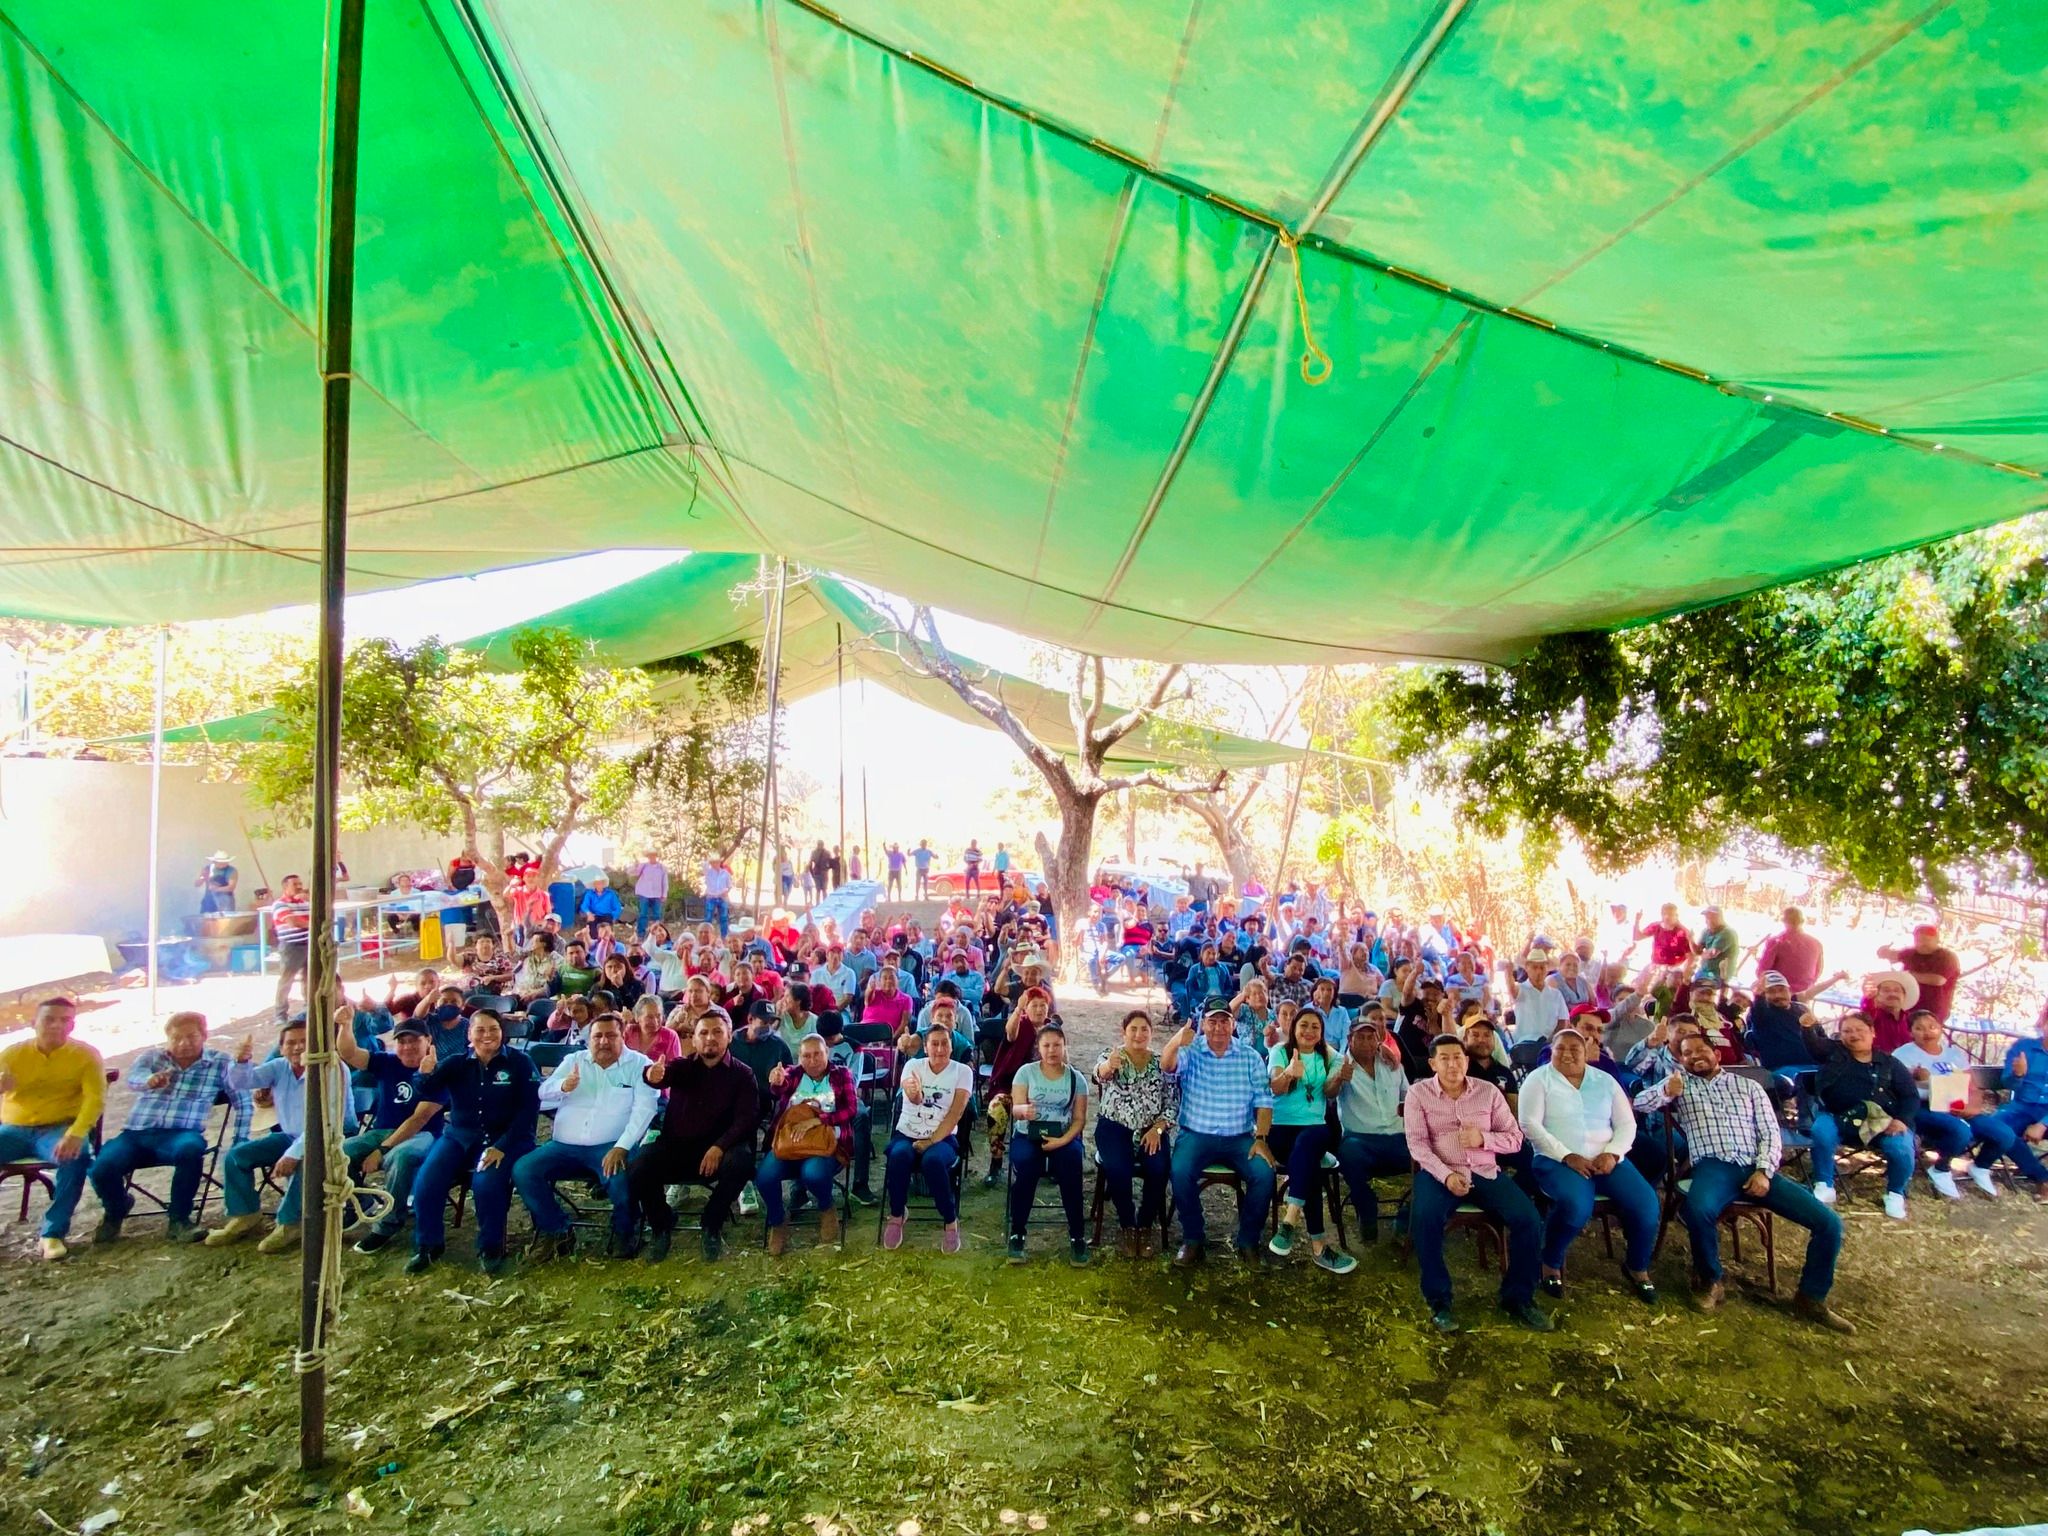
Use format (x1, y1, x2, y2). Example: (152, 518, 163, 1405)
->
(5, 2, 2045, 661)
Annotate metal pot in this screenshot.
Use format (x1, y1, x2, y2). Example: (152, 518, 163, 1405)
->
(188, 912, 257, 940)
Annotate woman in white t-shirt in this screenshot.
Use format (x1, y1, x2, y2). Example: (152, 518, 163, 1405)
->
(882, 1019, 972, 1254)
(1006, 1025, 1091, 1265)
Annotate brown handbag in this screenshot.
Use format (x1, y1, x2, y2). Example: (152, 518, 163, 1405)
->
(772, 1101, 839, 1161)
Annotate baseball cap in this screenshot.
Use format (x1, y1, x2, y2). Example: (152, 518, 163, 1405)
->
(390, 1020, 428, 1039)
(1761, 971, 1789, 989)
(1202, 997, 1232, 1019)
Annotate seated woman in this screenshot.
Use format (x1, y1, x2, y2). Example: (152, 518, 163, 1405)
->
(597, 953, 645, 1012)
(1092, 1010, 1177, 1257)
(1336, 942, 1381, 1006)
(623, 999, 681, 1066)
(1891, 1009, 2004, 1201)
(1266, 1007, 1357, 1274)
(982, 986, 1055, 1187)
(1809, 1011, 1919, 1218)
(758, 1033, 857, 1253)
(1517, 1026, 1658, 1302)
(464, 935, 515, 994)
(1308, 976, 1352, 1051)
(1231, 978, 1275, 1053)
(1006, 1025, 1091, 1265)
(882, 1020, 972, 1254)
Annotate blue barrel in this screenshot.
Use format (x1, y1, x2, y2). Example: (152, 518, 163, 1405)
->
(549, 880, 576, 923)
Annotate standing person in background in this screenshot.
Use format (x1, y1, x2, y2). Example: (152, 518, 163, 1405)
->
(507, 867, 553, 946)
(808, 841, 832, 899)
(702, 853, 734, 938)
(963, 839, 985, 896)
(1755, 907, 1824, 996)
(196, 851, 239, 915)
(886, 843, 906, 900)
(828, 846, 844, 891)
(631, 853, 670, 938)
(268, 874, 311, 1024)
(776, 846, 796, 902)
(912, 839, 936, 899)
(1876, 923, 1966, 1024)
(993, 843, 1012, 886)
(848, 847, 864, 882)
(1694, 906, 1738, 992)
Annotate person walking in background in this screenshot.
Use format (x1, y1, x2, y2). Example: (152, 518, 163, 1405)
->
(808, 841, 832, 900)
(195, 851, 238, 915)
(631, 853, 669, 938)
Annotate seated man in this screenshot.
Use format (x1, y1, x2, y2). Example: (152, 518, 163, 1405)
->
(0, 996, 105, 1260)
(515, 1013, 658, 1260)
(629, 1008, 759, 1261)
(730, 1001, 795, 1130)
(1634, 1031, 1851, 1330)
(1330, 1011, 1410, 1242)
(1744, 971, 1834, 1083)
(1405, 1034, 1550, 1333)
(1994, 1003, 2048, 1201)
(374, 1009, 539, 1275)
(340, 1018, 446, 1255)
(1161, 999, 1277, 1266)
(89, 1010, 246, 1244)
(206, 1022, 317, 1252)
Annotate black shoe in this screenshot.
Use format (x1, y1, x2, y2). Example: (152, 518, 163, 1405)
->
(700, 1230, 725, 1263)
(605, 1230, 639, 1260)
(1429, 1308, 1460, 1334)
(1006, 1234, 1027, 1264)
(479, 1248, 507, 1276)
(94, 1212, 126, 1244)
(850, 1186, 880, 1208)
(352, 1228, 397, 1255)
(403, 1246, 443, 1276)
(1236, 1242, 1282, 1268)
(646, 1228, 673, 1263)
(527, 1232, 569, 1265)
(980, 1166, 1002, 1189)
(166, 1218, 204, 1244)
(1500, 1301, 1555, 1332)
(1069, 1239, 1090, 1268)
(1539, 1275, 1565, 1299)
(1626, 1276, 1659, 1305)
(1173, 1242, 1206, 1267)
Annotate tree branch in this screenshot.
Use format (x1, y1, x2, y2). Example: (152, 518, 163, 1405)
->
(1093, 663, 1188, 754)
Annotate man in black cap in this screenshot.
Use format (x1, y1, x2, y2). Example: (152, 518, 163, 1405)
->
(629, 1008, 760, 1261)
(336, 1011, 448, 1254)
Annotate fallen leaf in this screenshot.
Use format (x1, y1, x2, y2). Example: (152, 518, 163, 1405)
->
(80, 1513, 121, 1536)
(343, 1489, 373, 1520)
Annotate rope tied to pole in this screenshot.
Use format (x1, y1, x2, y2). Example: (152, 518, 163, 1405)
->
(292, 1046, 392, 1378)
(1277, 230, 1333, 386)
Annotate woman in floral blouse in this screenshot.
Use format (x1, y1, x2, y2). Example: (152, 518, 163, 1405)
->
(1092, 1009, 1179, 1257)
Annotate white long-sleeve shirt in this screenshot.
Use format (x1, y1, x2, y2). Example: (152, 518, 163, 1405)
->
(1517, 1062, 1635, 1162)
(538, 1048, 658, 1151)
(1514, 980, 1570, 1043)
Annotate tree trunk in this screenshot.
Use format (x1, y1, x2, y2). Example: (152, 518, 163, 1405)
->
(1186, 793, 1257, 896)
(1046, 790, 1101, 984)
(1124, 789, 1138, 862)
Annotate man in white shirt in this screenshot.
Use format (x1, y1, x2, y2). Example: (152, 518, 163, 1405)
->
(702, 857, 734, 938)
(1514, 955, 1571, 1044)
(513, 1015, 659, 1259)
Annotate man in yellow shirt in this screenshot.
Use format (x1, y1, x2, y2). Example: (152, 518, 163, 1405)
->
(0, 997, 105, 1260)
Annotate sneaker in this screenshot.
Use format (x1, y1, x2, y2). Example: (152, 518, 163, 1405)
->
(882, 1217, 906, 1251)
(646, 1229, 673, 1262)
(819, 1209, 842, 1246)
(850, 1186, 879, 1208)
(1429, 1308, 1459, 1334)
(1069, 1239, 1090, 1268)
(352, 1228, 397, 1255)
(256, 1223, 301, 1255)
(1927, 1168, 1962, 1201)
(1006, 1234, 1027, 1264)
(203, 1213, 264, 1248)
(169, 1219, 207, 1244)
(939, 1222, 962, 1254)
(1792, 1294, 1857, 1334)
(1312, 1246, 1357, 1276)
(1500, 1302, 1555, 1332)
(479, 1248, 507, 1276)
(1267, 1224, 1295, 1259)
(1968, 1166, 1999, 1197)
(403, 1246, 443, 1275)
(737, 1186, 760, 1217)
(1812, 1182, 1836, 1206)
(39, 1237, 68, 1262)
(1695, 1280, 1725, 1313)
(1883, 1192, 1908, 1221)
(700, 1230, 726, 1263)
(767, 1225, 790, 1258)
(980, 1167, 1002, 1189)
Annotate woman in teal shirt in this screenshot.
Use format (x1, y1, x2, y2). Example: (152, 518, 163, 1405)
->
(1266, 1008, 1356, 1274)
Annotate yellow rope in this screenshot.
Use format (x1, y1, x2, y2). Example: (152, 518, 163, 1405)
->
(1277, 231, 1333, 386)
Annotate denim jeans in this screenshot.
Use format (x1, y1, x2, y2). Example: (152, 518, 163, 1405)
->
(1982, 1104, 2048, 1183)
(1266, 1122, 1332, 1235)
(1914, 1109, 1977, 1164)
(884, 1134, 959, 1222)
(222, 1129, 302, 1224)
(1335, 1130, 1411, 1238)
(705, 895, 729, 937)
(1681, 1157, 1841, 1300)
(1530, 1154, 1659, 1273)
(1409, 1169, 1541, 1312)
(360, 1133, 432, 1236)
(1167, 1130, 1275, 1250)
(413, 1127, 530, 1254)
(513, 1139, 633, 1237)
(90, 1126, 209, 1225)
(0, 1123, 94, 1239)
(1093, 1119, 1168, 1229)
(1808, 1111, 1915, 1195)
(756, 1151, 840, 1226)
(1008, 1133, 1085, 1241)
(635, 897, 664, 938)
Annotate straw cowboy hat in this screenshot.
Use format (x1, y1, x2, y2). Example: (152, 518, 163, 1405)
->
(1863, 969, 1921, 1009)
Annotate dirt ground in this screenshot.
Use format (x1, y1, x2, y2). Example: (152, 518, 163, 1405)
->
(4, 983, 2047, 1536)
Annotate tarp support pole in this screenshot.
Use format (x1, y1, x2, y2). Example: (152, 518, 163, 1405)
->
(835, 623, 846, 864)
(301, 0, 366, 1474)
(146, 625, 167, 1019)
(751, 559, 789, 920)
(859, 676, 870, 877)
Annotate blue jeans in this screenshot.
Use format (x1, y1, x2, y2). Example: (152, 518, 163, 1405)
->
(413, 1127, 530, 1254)
(1682, 1156, 1841, 1300)
(1093, 1119, 1168, 1229)
(90, 1126, 209, 1225)
(0, 1123, 94, 1239)
(1410, 1169, 1541, 1311)
(1915, 1109, 1976, 1164)
(513, 1139, 633, 1237)
(359, 1134, 432, 1236)
(1983, 1104, 2048, 1184)
(222, 1129, 302, 1224)
(1168, 1130, 1275, 1250)
(1267, 1122, 1332, 1235)
(1808, 1111, 1915, 1195)
(1009, 1133, 1085, 1241)
(635, 897, 664, 937)
(1530, 1155, 1659, 1273)
(884, 1133, 959, 1222)
(757, 1151, 840, 1226)
(705, 895, 730, 937)
(1335, 1130, 1411, 1238)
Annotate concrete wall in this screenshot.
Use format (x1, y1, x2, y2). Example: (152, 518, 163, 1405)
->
(0, 757, 449, 948)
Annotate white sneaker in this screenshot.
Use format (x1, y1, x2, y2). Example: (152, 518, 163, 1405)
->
(1927, 1168, 1962, 1201)
(1968, 1165, 1999, 1197)
(1812, 1182, 1837, 1206)
(1883, 1192, 1908, 1221)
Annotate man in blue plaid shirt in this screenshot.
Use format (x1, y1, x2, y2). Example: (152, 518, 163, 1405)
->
(89, 1011, 250, 1243)
(1162, 998, 1277, 1266)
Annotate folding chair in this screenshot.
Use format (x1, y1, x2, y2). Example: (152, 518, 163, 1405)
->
(122, 1087, 241, 1225)
(764, 1154, 854, 1251)
(1087, 1143, 1173, 1252)
(875, 1126, 968, 1244)
(0, 1068, 116, 1222)
(1508, 1041, 1548, 1079)
(1650, 1108, 1779, 1293)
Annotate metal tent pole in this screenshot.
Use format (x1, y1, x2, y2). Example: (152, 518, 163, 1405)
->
(146, 626, 167, 1019)
(751, 560, 789, 920)
(300, 0, 366, 1473)
(835, 623, 846, 869)
(859, 676, 870, 878)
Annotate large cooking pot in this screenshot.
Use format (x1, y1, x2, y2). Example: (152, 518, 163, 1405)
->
(188, 912, 258, 940)
(117, 936, 192, 970)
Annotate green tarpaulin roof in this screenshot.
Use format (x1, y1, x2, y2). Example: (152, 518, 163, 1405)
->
(5, 2, 2045, 660)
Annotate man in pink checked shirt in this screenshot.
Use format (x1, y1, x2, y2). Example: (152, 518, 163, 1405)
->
(1404, 1033, 1551, 1334)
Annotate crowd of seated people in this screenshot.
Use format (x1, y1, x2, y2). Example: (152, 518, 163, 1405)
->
(9, 889, 2045, 1337)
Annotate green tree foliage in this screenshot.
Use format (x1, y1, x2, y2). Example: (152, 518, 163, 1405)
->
(625, 642, 771, 868)
(1386, 521, 2048, 896)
